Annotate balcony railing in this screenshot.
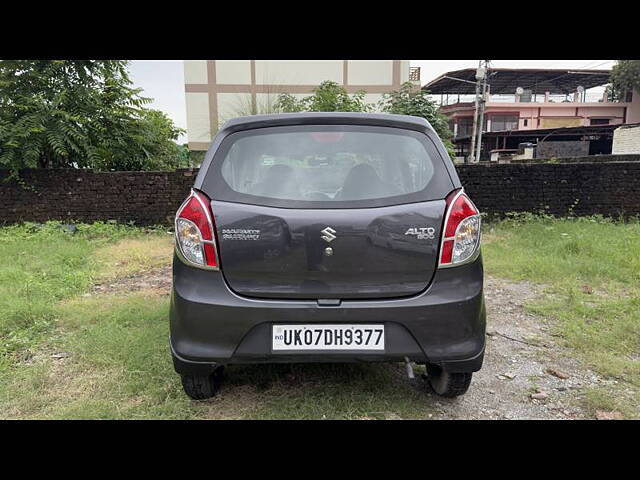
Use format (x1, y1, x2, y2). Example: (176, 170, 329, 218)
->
(433, 90, 617, 107)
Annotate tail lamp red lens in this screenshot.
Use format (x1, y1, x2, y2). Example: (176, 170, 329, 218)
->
(439, 190, 481, 267)
(175, 190, 219, 269)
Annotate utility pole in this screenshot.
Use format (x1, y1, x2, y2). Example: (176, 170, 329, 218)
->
(475, 60, 490, 163)
(468, 60, 491, 163)
(468, 60, 482, 164)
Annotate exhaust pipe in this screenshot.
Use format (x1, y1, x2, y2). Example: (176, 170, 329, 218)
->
(404, 356, 415, 379)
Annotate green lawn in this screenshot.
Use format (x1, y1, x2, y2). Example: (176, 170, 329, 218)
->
(0, 222, 157, 361)
(0, 221, 433, 419)
(482, 213, 640, 417)
(0, 216, 638, 419)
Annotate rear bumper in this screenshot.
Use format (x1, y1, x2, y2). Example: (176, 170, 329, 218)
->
(170, 252, 486, 374)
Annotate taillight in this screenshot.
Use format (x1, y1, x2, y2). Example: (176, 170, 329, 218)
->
(175, 189, 219, 269)
(439, 189, 481, 268)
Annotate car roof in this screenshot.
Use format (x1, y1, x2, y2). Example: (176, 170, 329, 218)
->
(217, 112, 435, 135)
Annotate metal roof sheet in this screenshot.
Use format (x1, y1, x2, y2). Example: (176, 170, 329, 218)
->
(423, 68, 611, 95)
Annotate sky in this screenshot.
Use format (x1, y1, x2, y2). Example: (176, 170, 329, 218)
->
(128, 60, 615, 143)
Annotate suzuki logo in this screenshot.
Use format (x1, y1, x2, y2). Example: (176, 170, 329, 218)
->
(321, 227, 337, 243)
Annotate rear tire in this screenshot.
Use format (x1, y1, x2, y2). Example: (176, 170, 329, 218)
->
(180, 366, 224, 400)
(426, 364, 472, 398)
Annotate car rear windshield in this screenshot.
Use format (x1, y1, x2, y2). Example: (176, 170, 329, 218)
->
(205, 125, 453, 208)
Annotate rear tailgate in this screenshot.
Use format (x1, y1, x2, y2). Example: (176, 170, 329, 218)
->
(212, 199, 446, 299)
(199, 121, 456, 300)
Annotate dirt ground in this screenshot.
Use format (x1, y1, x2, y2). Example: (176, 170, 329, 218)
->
(98, 267, 604, 419)
(91, 266, 173, 295)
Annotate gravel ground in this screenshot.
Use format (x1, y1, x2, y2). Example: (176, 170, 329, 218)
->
(425, 276, 602, 419)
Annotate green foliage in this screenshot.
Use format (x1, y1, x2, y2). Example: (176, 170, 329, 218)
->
(274, 81, 454, 158)
(0, 60, 185, 172)
(276, 81, 372, 113)
(187, 149, 206, 168)
(379, 82, 455, 158)
(92, 109, 188, 171)
(610, 60, 640, 98)
(604, 84, 622, 103)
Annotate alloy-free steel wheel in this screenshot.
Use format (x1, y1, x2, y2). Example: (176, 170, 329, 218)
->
(426, 364, 472, 398)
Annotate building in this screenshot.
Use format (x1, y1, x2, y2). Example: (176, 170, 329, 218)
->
(184, 60, 419, 151)
(423, 68, 640, 160)
(472, 123, 640, 161)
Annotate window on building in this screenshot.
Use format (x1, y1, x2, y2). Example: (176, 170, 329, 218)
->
(456, 117, 474, 137)
(490, 115, 519, 132)
(523, 119, 528, 127)
(590, 118, 610, 125)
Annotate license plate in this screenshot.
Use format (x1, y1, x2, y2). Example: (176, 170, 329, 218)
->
(272, 324, 385, 351)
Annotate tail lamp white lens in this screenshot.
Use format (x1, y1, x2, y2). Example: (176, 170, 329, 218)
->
(176, 218, 205, 265)
(452, 214, 481, 263)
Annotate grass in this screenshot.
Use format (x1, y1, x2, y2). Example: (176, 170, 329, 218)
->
(1, 215, 639, 419)
(0, 222, 180, 418)
(482, 213, 640, 417)
(94, 236, 174, 281)
(0, 221, 434, 419)
(0, 222, 164, 360)
(2, 290, 434, 419)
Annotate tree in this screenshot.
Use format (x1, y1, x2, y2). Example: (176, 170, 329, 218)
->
(276, 81, 372, 113)
(93, 109, 187, 171)
(378, 82, 455, 158)
(610, 60, 640, 100)
(276, 80, 455, 158)
(0, 60, 185, 172)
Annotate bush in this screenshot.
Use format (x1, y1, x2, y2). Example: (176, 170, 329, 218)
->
(275, 81, 372, 113)
(378, 83, 455, 158)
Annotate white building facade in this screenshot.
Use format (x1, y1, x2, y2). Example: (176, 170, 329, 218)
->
(183, 60, 417, 150)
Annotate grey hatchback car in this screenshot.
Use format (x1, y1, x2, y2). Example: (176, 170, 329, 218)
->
(170, 112, 486, 400)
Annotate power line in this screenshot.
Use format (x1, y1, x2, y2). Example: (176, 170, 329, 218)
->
(578, 60, 614, 70)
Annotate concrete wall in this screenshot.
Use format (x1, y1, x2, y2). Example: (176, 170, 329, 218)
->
(2, 160, 640, 225)
(183, 60, 410, 150)
(613, 124, 640, 154)
(536, 140, 590, 158)
(254, 60, 343, 85)
(626, 90, 640, 124)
